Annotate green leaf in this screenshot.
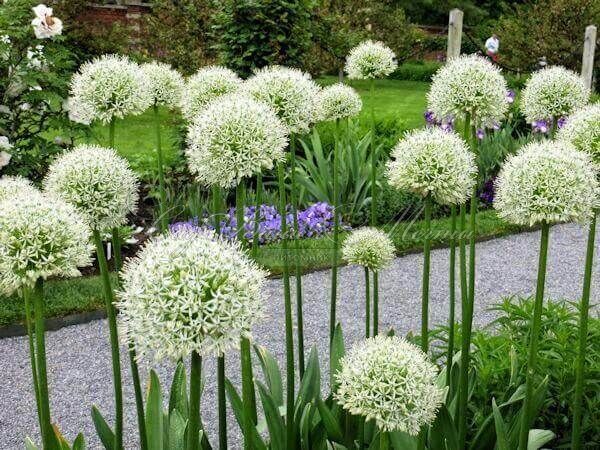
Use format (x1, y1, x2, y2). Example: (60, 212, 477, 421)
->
(316, 398, 343, 443)
(432, 404, 459, 450)
(146, 370, 164, 450)
(72, 433, 86, 450)
(256, 381, 286, 450)
(527, 429, 555, 450)
(168, 409, 187, 450)
(389, 431, 417, 450)
(297, 347, 321, 408)
(329, 324, 346, 391)
(91, 406, 116, 450)
(169, 361, 189, 419)
(24, 437, 39, 450)
(492, 399, 510, 450)
(255, 345, 284, 407)
(224, 378, 267, 450)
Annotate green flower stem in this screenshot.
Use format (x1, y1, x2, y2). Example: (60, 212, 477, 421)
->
(330, 119, 341, 344)
(187, 351, 202, 450)
(550, 116, 558, 138)
(236, 182, 246, 245)
(379, 430, 389, 450)
(23, 288, 43, 433)
(213, 185, 222, 233)
(421, 195, 432, 353)
(153, 104, 169, 231)
(290, 135, 305, 377)
(111, 228, 122, 273)
(372, 271, 379, 335)
(128, 344, 148, 450)
(252, 173, 263, 259)
(572, 211, 596, 449)
(93, 229, 124, 450)
(446, 205, 457, 387)
(518, 222, 550, 450)
(365, 267, 371, 338)
(277, 162, 296, 450)
(109, 117, 115, 148)
(457, 201, 469, 439)
(369, 78, 377, 226)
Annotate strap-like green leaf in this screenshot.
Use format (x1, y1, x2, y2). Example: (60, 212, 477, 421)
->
(145, 370, 164, 450)
(329, 324, 346, 391)
(492, 398, 509, 450)
(168, 409, 187, 450)
(72, 433, 86, 450)
(389, 431, 417, 450)
(254, 345, 284, 407)
(256, 381, 286, 450)
(316, 398, 344, 443)
(91, 406, 116, 450)
(169, 361, 189, 419)
(297, 347, 321, 409)
(527, 429, 555, 450)
(224, 378, 267, 450)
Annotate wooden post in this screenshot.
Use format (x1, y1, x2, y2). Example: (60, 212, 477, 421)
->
(447, 9, 464, 60)
(581, 25, 597, 91)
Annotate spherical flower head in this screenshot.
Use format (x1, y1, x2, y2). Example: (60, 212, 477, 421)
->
(69, 54, 152, 124)
(334, 335, 444, 435)
(181, 66, 241, 121)
(140, 62, 185, 110)
(427, 55, 508, 127)
(342, 227, 394, 271)
(0, 193, 93, 295)
(0, 175, 39, 202)
(44, 145, 139, 230)
(520, 66, 589, 123)
(317, 83, 362, 122)
(186, 94, 288, 188)
(116, 230, 267, 361)
(494, 141, 598, 226)
(345, 40, 397, 80)
(557, 104, 600, 164)
(386, 128, 477, 205)
(243, 66, 321, 134)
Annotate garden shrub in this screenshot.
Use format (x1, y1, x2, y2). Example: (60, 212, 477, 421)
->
(391, 61, 443, 82)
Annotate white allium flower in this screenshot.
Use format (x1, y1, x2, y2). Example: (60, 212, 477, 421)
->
(0, 175, 39, 202)
(31, 4, 63, 39)
(116, 230, 267, 361)
(140, 62, 185, 110)
(44, 145, 139, 230)
(0, 193, 93, 295)
(186, 93, 288, 188)
(386, 128, 477, 205)
(66, 97, 94, 125)
(345, 40, 397, 80)
(494, 141, 598, 226)
(427, 54, 509, 126)
(520, 66, 589, 123)
(557, 104, 600, 164)
(181, 66, 241, 121)
(342, 227, 395, 271)
(317, 83, 362, 122)
(69, 54, 152, 124)
(335, 335, 444, 435)
(243, 66, 321, 134)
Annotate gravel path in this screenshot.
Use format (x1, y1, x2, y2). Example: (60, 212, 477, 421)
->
(1, 223, 599, 449)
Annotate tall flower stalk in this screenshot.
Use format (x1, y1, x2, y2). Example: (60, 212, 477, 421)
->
(446, 205, 457, 386)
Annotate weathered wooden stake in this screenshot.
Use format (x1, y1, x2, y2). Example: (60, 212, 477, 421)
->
(447, 9, 464, 60)
(581, 25, 597, 91)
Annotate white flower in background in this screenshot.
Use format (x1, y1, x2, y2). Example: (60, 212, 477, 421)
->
(386, 128, 477, 205)
(140, 62, 185, 110)
(0, 175, 39, 202)
(44, 145, 139, 231)
(0, 193, 93, 295)
(186, 93, 288, 188)
(317, 83, 362, 122)
(0, 35, 10, 44)
(116, 230, 267, 361)
(181, 66, 241, 121)
(345, 40, 397, 80)
(69, 54, 152, 124)
(0, 136, 12, 150)
(0, 136, 13, 169)
(520, 66, 589, 123)
(335, 335, 444, 435)
(26, 45, 46, 69)
(342, 227, 395, 271)
(427, 54, 508, 127)
(557, 104, 600, 164)
(0, 152, 10, 168)
(31, 4, 63, 39)
(494, 141, 598, 226)
(243, 65, 321, 134)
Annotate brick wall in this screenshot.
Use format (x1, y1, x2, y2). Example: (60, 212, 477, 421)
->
(80, 2, 151, 27)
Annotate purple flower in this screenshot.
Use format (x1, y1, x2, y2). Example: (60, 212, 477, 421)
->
(492, 122, 501, 131)
(557, 116, 567, 129)
(479, 177, 496, 204)
(476, 129, 485, 140)
(505, 90, 515, 104)
(424, 110, 436, 125)
(532, 120, 548, 134)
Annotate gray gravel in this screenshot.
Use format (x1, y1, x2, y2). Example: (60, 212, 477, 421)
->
(1, 223, 599, 449)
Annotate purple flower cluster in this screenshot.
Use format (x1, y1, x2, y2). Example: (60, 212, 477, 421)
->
(531, 116, 567, 134)
(424, 110, 454, 132)
(170, 202, 341, 244)
(479, 177, 496, 204)
(505, 90, 516, 104)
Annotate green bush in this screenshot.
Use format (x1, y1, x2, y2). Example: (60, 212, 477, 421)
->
(391, 61, 443, 82)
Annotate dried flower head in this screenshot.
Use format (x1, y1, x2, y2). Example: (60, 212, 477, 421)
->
(557, 103, 600, 164)
(345, 40, 397, 80)
(520, 66, 589, 123)
(243, 66, 321, 134)
(116, 230, 267, 360)
(186, 94, 288, 188)
(386, 128, 477, 205)
(427, 54, 508, 127)
(494, 141, 598, 226)
(44, 145, 139, 230)
(0, 175, 39, 202)
(181, 66, 241, 121)
(342, 227, 395, 271)
(335, 335, 444, 435)
(140, 62, 185, 110)
(317, 83, 362, 122)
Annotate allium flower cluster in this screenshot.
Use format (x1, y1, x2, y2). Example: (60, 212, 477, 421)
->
(520, 66, 589, 123)
(0, 175, 39, 201)
(494, 141, 598, 226)
(44, 145, 139, 230)
(140, 62, 185, 110)
(243, 66, 321, 134)
(116, 230, 267, 361)
(334, 335, 444, 435)
(181, 66, 241, 121)
(386, 128, 477, 205)
(186, 94, 288, 188)
(427, 55, 509, 127)
(69, 54, 152, 124)
(344, 40, 397, 80)
(342, 227, 395, 271)
(0, 193, 93, 295)
(557, 104, 600, 164)
(317, 83, 362, 122)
